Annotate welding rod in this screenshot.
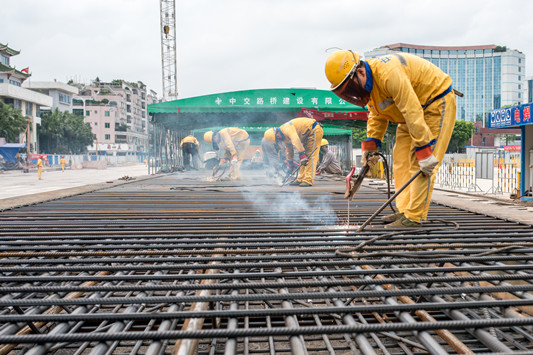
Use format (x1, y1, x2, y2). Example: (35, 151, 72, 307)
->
(358, 170, 423, 232)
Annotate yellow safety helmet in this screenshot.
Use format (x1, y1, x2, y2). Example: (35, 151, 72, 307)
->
(321, 138, 329, 146)
(203, 131, 213, 143)
(264, 128, 276, 143)
(325, 50, 360, 90)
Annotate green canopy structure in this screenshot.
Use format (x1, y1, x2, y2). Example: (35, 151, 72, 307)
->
(148, 88, 367, 130)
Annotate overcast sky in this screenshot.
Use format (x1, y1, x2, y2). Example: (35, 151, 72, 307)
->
(3, 0, 533, 99)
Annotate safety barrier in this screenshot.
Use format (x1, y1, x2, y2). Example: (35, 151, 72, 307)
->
(435, 159, 479, 191)
(434, 152, 520, 196)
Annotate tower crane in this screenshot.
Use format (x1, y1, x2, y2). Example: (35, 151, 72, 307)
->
(159, 0, 178, 101)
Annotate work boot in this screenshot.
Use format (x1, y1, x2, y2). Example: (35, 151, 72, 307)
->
(385, 215, 421, 229)
(381, 212, 404, 224)
(289, 180, 301, 186)
(299, 181, 312, 187)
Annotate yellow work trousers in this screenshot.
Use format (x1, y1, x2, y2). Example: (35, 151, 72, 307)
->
(297, 125, 323, 185)
(393, 91, 456, 223)
(227, 139, 250, 180)
(61, 164, 65, 172)
(38, 167, 42, 180)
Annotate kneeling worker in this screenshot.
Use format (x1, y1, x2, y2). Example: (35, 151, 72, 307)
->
(325, 49, 456, 227)
(204, 127, 250, 180)
(317, 139, 342, 175)
(264, 117, 323, 187)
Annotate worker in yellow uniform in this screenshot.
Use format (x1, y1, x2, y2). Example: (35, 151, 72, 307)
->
(264, 117, 323, 187)
(60, 156, 67, 172)
(180, 135, 200, 170)
(204, 128, 250, 180)
(325, 50, 456, 228)
(37, 155, 43, 180)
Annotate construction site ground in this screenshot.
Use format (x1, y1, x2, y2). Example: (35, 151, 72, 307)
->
(0, 163, 532, 354)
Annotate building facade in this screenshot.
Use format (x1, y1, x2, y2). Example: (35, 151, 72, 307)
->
(73, 80, 157, 157)
(365, 43, 525, 124)
(0, 43, 52, 153)
(22, 81, 79, 113)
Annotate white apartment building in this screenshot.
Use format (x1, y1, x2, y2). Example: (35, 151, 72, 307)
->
(22, 81, 79, 113)
(0, 43, 52, 152)
(364, 43, 525, 124)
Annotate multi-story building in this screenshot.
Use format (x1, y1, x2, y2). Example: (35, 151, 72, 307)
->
(72, 79, 157, 157)
(365, 43, 525, 124)
(0, 42, 52, 152)
(22, 81, 79, 113)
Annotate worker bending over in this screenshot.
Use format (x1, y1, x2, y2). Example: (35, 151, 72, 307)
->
(326, 50, 456, 228)
(317, 139, 342, 175)
(264, 117, 323, 187)
(204, 127, 250, 180)
(180, 135, 200, 170)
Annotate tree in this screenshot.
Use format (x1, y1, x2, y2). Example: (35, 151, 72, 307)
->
(447, 120, 474, 153)
(38, 109, 94, 154)
(0, 100, 27, 142)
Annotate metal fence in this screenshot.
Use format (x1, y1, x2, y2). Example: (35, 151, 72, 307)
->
(434, 152, 520, 195)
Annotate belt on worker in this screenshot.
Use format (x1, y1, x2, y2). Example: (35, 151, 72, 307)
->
(234, 137, 250, 143)
(422, 85, 452, 109)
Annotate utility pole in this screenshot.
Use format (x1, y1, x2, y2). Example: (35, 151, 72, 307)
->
(160, 0, 178, 102)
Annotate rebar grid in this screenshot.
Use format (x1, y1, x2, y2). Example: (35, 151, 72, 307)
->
(0, 174, 532, 354)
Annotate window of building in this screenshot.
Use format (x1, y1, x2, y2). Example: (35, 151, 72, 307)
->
(94, 122, 98, 126)
(25, 102, 33, 116)
(105, 111, 110, 117)
(73, 109, 83, 116)
(482, 137, 486, 146)
(58, 93, 71, 104)
(9, 79, 21, 86)
(86, 110, 90, 116)
(0, 79, 4, 83)
(105, 122, 110, 128)
(105, 134, 110, 140)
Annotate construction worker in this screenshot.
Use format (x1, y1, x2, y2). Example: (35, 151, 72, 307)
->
(317, 139, 342, 175)
(37, 155, 43, 180)
(60, 156, 66, 172)
(180, 135, 200, 170)
(204, 128, 250, 180)
(325, 50, 456, 228)
(264, 117, 323, 187)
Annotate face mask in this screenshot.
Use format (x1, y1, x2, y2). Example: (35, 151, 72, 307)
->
(333, 71, 370, 107)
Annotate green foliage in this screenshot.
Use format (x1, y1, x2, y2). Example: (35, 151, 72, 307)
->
(0, 100, 27, 142)
(447, 120, 474, 153)
(38, 109, 94, 154)
(349, 120, 397, 153)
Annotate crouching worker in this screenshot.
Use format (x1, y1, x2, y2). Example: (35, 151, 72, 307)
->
(264, 117, 323, 187)
(317, 139, 342, 175)
(204, 127, 250, 180)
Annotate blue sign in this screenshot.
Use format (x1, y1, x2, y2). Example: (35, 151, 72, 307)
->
(489, 103, 533, 128)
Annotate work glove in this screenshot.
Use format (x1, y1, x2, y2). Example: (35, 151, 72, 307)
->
(299, 152, 309, 166)
(415, 146, 439, 177)
(231, 154, 238, 167)
(361, 140, 380, 168)
(219, 158, 228, 167)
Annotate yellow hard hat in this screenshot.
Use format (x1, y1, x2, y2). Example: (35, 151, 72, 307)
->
(321, 138, 329, 146)
(264, 128, 276, 143)
(325, 50, 360, 90)
(204, 131, 213, 143)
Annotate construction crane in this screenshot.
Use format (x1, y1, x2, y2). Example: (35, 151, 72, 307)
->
(159, 0, 178, 101)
